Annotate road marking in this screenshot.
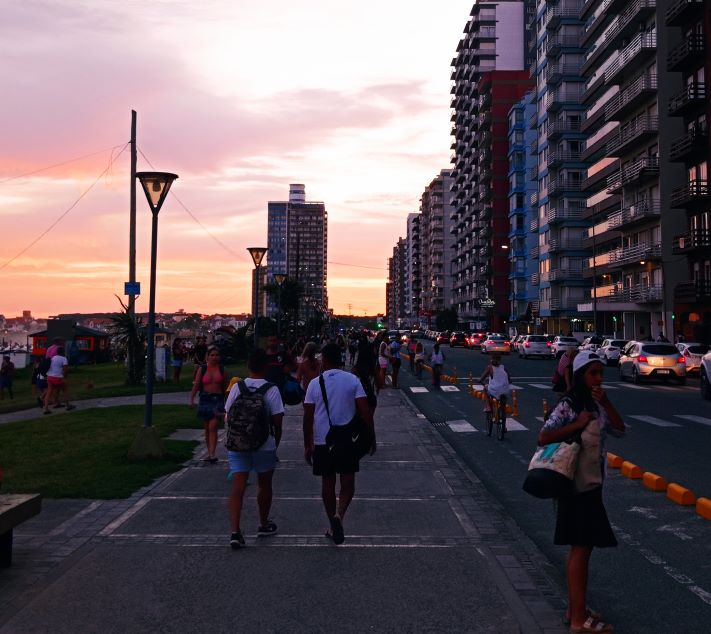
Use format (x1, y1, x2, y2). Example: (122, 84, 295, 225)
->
(629, 415, 681, 428)
(657, 524, 693, 541)
(675, 415, 711, 427)
(416, 413, 426, 418)
(504, 418, 528, 431)
(535, 417, 544, 422)
(440, 385, 460, 392)
(446, 419, 477, 432)
(410, 387, 428, 393)
(528, 383, 552, 390)
(509, 384, 525, 390)
(617, 383, 647, 390)
(628, 506, 658, 519)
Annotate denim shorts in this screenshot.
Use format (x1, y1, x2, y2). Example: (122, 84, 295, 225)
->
(196, 393, 225, 422)
(228, 449, 277, 475)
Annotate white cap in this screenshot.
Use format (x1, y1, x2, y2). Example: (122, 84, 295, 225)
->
(573, 350, 602, 374)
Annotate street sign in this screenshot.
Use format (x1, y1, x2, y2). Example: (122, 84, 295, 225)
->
(124, 281, 141, 296)
(478, 298, 495, 308)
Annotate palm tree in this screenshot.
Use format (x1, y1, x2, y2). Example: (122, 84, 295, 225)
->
(109, 296, 146, 385)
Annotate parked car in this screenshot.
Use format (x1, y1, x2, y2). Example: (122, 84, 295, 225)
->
(676, 342, 709, 375)
(580, 335, 605, 351)
(598, 339, 629, 365)
(551, 335, 580, 358)
(618, 341, 686, 384)
(481, 334, 511, 354)
(519, 334, 551, 359)
(467, 332, 486, 349)
(700, 351, 711, 400)
(436, 331, 451, 345)
(449, 331, 467, 347)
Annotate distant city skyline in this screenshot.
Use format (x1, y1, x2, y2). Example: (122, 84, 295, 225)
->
(0, 1, 473, 317)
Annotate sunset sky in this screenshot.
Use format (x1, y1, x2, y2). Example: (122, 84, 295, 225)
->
(0, 0, 473, 318)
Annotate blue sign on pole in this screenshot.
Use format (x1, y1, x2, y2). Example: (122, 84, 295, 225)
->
(124, 282, 141, 296)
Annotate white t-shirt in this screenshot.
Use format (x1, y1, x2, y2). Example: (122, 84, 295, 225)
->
(47, 355, 68, 378)
(224, 377, 285, 452)
(304, 370, 367, 445)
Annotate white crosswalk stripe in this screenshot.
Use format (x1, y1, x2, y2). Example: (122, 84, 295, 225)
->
(616, 383, 647, 390)
(410, 387, 428, 393)
(674, 415, 711, 427)
(509, 384, 525, 390)
(440, 385, 460, 392)
(446, 420, 477, 432)
(528, 383, 553, 390)
(629, 415, 681, 428)
(503, 418, 528, 431)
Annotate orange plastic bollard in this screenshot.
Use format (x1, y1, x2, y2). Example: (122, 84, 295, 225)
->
(512, 390, 518, 417)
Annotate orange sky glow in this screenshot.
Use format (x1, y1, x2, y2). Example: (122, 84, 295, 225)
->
(0, 1, 473, 318)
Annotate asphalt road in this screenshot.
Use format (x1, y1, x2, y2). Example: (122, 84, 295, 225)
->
(393, 342, 711, 634)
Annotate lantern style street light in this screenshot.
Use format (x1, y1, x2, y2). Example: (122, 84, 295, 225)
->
(136, 171, 178, 430)
(248, 247, 268, 347)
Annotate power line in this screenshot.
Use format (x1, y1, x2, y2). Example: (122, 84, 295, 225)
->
(0, 143, 128, 185)
(328, 261, 388, 271)
(0, 143, 129, 272)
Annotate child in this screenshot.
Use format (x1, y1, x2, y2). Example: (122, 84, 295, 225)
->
(479, 353, 511, 413)
(429, 343, 445, 388)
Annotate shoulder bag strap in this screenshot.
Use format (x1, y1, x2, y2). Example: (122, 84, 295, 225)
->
(318, 374, 333, 427)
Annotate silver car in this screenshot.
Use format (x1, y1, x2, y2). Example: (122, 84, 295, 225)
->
(676, 343, 709, 375)
(619, 342, 687, 384)
(519, 334, 551, 359)
(481, 335, 511, 354)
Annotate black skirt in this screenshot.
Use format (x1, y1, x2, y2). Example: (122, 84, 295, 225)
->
(554, 486, 617, 548)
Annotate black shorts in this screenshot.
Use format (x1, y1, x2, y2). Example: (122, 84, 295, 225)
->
(312, 445, 359, 476)
(391, 358, 401, 368)
(554, 486, 617, 548)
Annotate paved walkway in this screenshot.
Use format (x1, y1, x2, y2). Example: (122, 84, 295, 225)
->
(1, 389, 567, 633)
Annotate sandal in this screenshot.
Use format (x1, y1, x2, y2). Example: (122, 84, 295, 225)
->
(329, 516, 345, 545)
(564, 608, 602, 626)
(570, 616, 613, 633)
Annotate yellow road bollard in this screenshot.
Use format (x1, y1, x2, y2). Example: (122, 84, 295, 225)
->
(542, 398, 548, 419)
(512, 390, 518, 417)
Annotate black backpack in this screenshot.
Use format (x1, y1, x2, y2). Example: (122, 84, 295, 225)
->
(224, 381, 274, 452)
(39, 357, 52, 375)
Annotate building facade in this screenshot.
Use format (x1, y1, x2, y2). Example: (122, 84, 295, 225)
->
(267, 184, 328, 318)
(406, 212, 423, 323)
(386, 238, 408, 328)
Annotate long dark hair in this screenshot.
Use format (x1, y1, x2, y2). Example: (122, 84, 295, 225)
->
(354, 341, 375, 378)
(563, 364, 598, 413)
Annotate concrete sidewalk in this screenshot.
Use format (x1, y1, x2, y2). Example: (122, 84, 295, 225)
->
(1, 389, 566, 633)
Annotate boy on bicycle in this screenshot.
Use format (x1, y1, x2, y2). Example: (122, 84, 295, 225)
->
(479, 353, 511, 420)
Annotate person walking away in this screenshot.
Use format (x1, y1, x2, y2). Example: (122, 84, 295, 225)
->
(30, 357, 48, 405)
(352, 340, 377, 419)
(296, 342, 321, 392)
(0, 356, 15, 400)
(192, 335, 208, 377)
(554, 347, 578, 393)
(303, 343, 375, 545)
(414, 341, 425, 379)
(538, 351, 625, 633)
(189, 346, 228, 463)
(377, 334, 390, 390)
(224, 348, 284, 549)
(479, 353, 511, 429)
(407, 337, 417, 372)
(171, 338, 186, 384)
(265, 335, 294, 396)
(389, 335, 402, 388)
(429, 343, 445, 388)
(347, 335, 358, 367)
(43, 346, 75, 413)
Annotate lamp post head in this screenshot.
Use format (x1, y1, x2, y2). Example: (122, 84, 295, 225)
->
(274, 273, 287, 286)
(136, 172, 178, 214)
(247, 247, 268, 268)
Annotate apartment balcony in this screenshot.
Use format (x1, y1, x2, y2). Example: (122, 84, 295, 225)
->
(530, 217, 539, 232)
(672, 229, 711, 255)
(529, 140, 538, 156)
(604, 74, 657, 122)
(604, 34, 657, 86)
(546, 35, 586, 58)
(607, 199, 661, 231)
(666, 0, 705, 26)
(547, 150, 583, 168)
(550, 298, 580, 311)
(549, 176, 583, 195)
(608, 242, 662, 267)
(530, 192, 539, 207)
(669, 83, 707, 117)
(548, 239, 585, 252)
(668, 34, 706, 72)
(548, 119, 582, 139)
(531, 273, 540, 286)
(606, 157, 659, 194)
(597, 283, 664, 304)
(670, 127, 709, 162)
(545, 63, 584, 86)
(528, 165, 539, 181)
(546, 5, 583, 30)
(530, 245, 540, 258)
(605, 117, 658, 157)
(480, 206, 492, 221)
(547, 206, 585, 223)
(671, 179, 710, 208)
(674, 279, 711, 303)
(549, 269, 584, 282)
(545, 87, 584, 111)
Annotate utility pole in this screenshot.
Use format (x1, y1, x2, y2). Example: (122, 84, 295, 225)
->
(129, 110, 137, 315)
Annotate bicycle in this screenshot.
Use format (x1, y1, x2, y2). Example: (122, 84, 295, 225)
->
(484, 393, 507, 440)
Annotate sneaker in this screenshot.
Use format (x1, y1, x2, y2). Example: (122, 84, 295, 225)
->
(230, 530, 245, 549)
(257, 521, 278, 537)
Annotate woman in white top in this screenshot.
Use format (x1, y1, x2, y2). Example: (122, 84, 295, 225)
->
(479, 353, 511, 412)
(43, 346, 75, 414)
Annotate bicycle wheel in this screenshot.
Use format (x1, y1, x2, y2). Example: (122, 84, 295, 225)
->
(497, 397, 507, 441)
(485, 409, 493, 436)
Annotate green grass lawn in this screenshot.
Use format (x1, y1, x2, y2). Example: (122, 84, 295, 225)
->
(0, 405, 206, 499)
(0, 361, 247, 414)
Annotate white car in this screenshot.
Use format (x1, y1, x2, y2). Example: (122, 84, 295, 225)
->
(551, 335, 579, 359)
(580, 335, 605, 351)
(598, 339, 628, 365)
(518, 334, 551, 359)
(676, 343, 709, 375)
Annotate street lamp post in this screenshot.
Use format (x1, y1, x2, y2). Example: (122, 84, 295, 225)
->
(248, 247, 268, 347)
(129, 171, 178, 459)
(274, 273, 286, 338)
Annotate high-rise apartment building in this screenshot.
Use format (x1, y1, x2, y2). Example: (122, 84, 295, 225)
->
(450, 1, 533, 330)
(406, 213, 423, 322)
(386, 238, 407, 328)
(666, 0, 711, 342)
(267, 184, 328, 316)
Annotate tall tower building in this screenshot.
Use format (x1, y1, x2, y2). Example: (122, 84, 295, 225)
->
(406, 212, 423, 323)
(267, 184, 328, 316)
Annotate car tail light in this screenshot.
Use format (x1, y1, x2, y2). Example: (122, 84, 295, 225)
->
(683, 349, 690, 357)
(638, 355, 648, 363)
(525, 342, 530, 348)
(547, 342, 551, 347)
(678, 357, 686, 364)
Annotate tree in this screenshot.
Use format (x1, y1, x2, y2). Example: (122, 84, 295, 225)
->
(109, 296, 146, 385)
(435, 308, 458, 331)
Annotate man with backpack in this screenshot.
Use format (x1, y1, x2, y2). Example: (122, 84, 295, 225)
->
(302, 343, 375, 545)
(224, 348, 284, 549)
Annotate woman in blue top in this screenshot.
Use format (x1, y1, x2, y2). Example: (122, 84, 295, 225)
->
(539, 351, 625, 634)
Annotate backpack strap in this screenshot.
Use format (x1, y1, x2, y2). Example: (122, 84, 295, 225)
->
(318, 374, 334, 428)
